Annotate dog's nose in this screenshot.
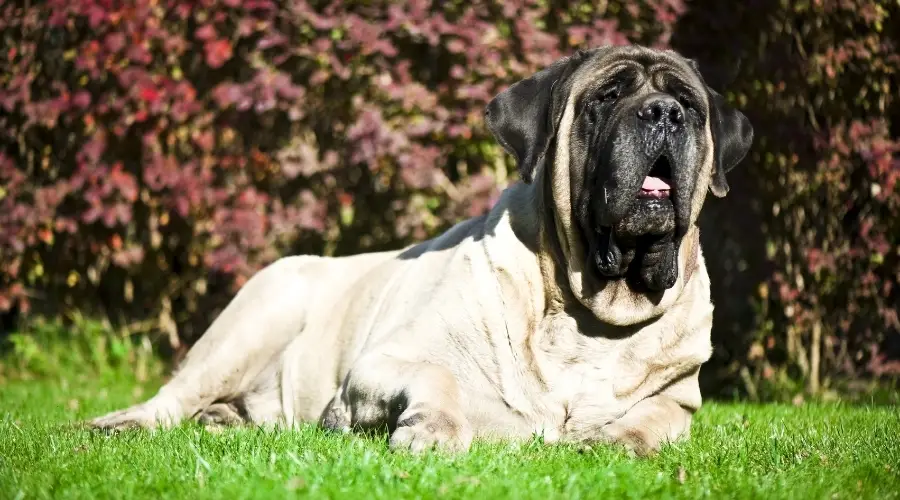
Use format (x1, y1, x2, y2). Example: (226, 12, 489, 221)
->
(637, 95, 684, 126)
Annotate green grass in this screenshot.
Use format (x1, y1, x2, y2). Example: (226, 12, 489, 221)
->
(1, 371, 898, 499)
(1, 318, 898, 500)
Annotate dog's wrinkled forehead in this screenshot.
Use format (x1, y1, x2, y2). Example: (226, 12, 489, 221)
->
(568, 47, 708, 109)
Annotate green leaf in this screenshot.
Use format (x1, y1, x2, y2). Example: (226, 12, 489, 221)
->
(340, 205, 354, 226)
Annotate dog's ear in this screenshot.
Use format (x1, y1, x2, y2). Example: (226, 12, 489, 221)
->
(484, 51, 586, 184)
(706, 86, 754, 197)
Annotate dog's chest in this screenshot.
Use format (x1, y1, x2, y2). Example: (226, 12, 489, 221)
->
(521, 313, 684, 439)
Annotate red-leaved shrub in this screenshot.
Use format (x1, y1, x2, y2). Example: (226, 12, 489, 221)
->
(0, 0, 678, 347)
(673, 0, 900, 397)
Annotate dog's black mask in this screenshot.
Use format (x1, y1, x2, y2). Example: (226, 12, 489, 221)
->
(485, 47, 753, 292)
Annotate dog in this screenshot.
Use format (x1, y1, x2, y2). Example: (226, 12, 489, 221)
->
(89, 45, 753, 456)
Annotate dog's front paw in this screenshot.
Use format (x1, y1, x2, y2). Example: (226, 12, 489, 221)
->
(320, 403, 351, 432)
(600, 420, 677, 457)
(86, 398, 180, 431)
(389, 409, 473, 454)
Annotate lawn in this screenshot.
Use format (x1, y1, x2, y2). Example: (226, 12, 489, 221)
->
(1, 365, 898, 499)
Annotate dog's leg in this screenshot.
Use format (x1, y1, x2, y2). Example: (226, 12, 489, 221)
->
(320, 353, 473, 454)
(599, 393, 693, 456)
(563, 364, 702, 455)
(197, 402, 244, 427)
(89, 256, 317, 431)
(599, 368, 701, 456)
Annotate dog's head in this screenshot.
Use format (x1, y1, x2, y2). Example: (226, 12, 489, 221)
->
(486, 46, 753, 321)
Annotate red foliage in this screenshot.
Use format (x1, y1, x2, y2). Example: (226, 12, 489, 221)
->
(0, 0, 677, 343)
(673, 0, 900, 394)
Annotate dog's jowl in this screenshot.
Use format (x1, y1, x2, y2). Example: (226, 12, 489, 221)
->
(89, 45, 753, 456)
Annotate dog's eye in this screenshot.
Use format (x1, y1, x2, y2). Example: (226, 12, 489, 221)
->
(599, 88, 620, 103)
(677, 94, 695, 110)
(586, 87, 620, 124)
(585, 100, 604, 124)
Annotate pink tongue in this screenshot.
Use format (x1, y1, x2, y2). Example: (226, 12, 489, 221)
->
(642, 176, 671, 191)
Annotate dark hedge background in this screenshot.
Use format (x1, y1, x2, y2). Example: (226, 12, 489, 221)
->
(1, 0, 897, 399)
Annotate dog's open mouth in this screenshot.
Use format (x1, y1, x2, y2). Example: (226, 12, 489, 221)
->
(638, 155, 672, 199)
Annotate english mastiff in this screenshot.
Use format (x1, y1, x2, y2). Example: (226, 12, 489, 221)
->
(89, 45, 753, 455)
